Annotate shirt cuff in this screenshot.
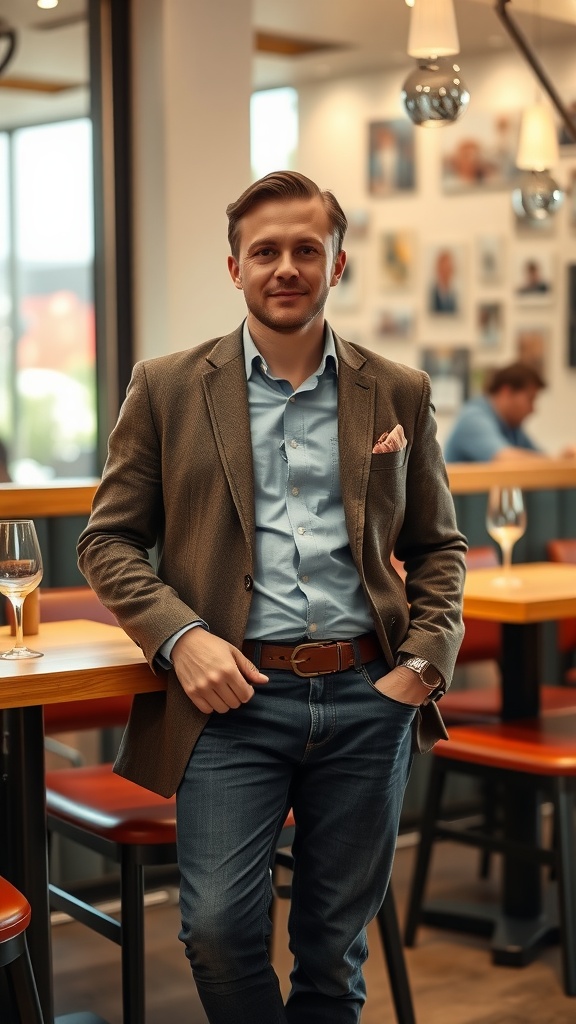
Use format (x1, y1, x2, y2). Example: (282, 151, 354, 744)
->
(155, 620, 209, 670)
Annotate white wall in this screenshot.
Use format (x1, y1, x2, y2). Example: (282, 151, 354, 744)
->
(131, 0, 251, 361)
(296, 47, 576, 452)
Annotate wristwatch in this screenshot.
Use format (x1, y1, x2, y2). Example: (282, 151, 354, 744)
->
(397, 655, 444, 700)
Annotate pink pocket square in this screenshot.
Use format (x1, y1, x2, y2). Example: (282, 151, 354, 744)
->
(372, 423, 407, 454)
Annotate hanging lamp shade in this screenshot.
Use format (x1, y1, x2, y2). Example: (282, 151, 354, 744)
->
(516, 101, 559, 171)
(407, 0, 460, 58)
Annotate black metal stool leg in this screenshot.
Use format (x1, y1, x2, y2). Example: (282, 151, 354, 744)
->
(121, 854, 146, 1024)
(375, 886, 416, 1024)
(553, 778, 576, 996)
(404, 758, 448, 947)
(4, 935, 46, 1024)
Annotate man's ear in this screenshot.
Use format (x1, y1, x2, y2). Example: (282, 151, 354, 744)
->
(330, 249, 347, 288)
(227, 255, 243, 290)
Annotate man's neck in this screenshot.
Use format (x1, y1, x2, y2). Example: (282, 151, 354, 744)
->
(247, 314, 326, 390)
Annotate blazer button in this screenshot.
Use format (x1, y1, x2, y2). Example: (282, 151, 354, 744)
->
(244, 574, 253, 591)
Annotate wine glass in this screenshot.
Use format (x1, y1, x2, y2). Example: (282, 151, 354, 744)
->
(486, 487, 527, 587)
(0, 520, 44, 659)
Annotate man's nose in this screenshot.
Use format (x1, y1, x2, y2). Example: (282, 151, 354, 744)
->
(275, 252, 298, 278)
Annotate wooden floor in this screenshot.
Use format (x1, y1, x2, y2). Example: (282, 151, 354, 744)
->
(52, 837, 575, 1024)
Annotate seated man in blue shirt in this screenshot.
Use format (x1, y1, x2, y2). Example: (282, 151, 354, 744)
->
(444, 362, 574, 462)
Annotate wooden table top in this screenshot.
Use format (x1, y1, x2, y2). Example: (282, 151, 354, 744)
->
(464, 562, 576, 623)
(0, 620, 163, 709)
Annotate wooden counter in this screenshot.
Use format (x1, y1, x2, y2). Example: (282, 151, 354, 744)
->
(447, 458, 576, 494)
(0, 479, 98, 518)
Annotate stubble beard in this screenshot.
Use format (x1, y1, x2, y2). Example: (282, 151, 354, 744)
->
(249, 286, 330, 336)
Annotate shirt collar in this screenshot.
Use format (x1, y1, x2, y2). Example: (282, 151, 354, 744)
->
(242, 319, 338, 382)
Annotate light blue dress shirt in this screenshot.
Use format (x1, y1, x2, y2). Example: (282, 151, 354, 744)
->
(159, 321, 373, 663)
(242, 321, 373, 641)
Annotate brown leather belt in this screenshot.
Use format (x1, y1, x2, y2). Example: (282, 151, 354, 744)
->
(242, 633, 382, 678)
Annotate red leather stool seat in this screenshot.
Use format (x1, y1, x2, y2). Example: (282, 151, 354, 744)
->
(0, 876, 31, 943)
(434, 713, 576, 775)
(440, 684, 576, 726)
(44, 695, 132, 734)
(46, 765, 176, 845)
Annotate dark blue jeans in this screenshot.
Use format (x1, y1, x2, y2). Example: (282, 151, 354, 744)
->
(175, 656, 416, 1024)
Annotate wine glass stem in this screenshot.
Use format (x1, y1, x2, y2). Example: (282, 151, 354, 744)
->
(501, 543, 514, 573)
(11, 597, 25, 650)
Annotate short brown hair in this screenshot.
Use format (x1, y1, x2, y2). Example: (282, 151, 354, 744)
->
(226, 170, 347, 259)
(485, 362, 546, 394)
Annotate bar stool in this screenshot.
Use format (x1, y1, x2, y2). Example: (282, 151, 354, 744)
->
(403, 715, 576, 996)
(0, 875, 46, 1024)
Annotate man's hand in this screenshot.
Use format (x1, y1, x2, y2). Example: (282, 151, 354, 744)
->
(171, 629, 269, 714)
(373, 665, 432, 706)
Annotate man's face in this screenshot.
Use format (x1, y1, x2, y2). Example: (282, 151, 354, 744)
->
(501, 385, 539, 427)
(227, 196, 345, 335)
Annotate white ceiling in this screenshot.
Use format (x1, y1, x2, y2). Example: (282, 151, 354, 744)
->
(0, 0, 575, 124)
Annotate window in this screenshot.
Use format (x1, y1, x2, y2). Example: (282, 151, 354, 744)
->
(2, 119, 97, 482)
(250, 87, 298, 181)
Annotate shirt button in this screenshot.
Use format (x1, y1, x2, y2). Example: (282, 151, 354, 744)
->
(244, 575, 253, 591)
(290, 439, 298, 448)
(291, 487, 299, 496)
(297, 527, 305, 535)
(289, 396, 296, 403)
(309, 623, 318, 632)
(301, 574, 309, 583)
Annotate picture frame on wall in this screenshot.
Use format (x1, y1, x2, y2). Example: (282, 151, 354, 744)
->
(373, 305, 415, 342)
(477, 302, 504, 349)
(368, 119, 415, 197)
(420, 347, 470, 413)
(513, 249, 554, 304)
(440, 110, 520, 193)
(515, 324, 549, 378)
(425, 243, 466, 317)
(378, 230, 416, 290)
(476, 235, 505, 285)
(327, 251, 362, 311)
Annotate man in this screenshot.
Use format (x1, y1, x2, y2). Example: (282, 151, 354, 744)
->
(429, 248, 458, 314)
(444, 361, 575, 463)
(78, 171, 466, 1024)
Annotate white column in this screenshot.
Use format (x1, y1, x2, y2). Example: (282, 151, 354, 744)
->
(131, 0, 251, 359)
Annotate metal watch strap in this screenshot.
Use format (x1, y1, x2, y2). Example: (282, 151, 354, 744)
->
(397, 655, 443, 691)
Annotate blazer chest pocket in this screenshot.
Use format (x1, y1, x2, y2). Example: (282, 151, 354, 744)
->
(370, 448, 408, 471)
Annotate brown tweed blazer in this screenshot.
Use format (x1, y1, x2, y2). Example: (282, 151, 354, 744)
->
(78, 325, 467, 797)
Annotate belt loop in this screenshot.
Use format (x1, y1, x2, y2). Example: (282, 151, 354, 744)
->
(251, 641, 262, 670)
(351, 636, 362, 673)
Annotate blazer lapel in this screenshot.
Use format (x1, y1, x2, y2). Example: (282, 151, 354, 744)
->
(335, 335, 376, 567)
(202, 328, 255, 554)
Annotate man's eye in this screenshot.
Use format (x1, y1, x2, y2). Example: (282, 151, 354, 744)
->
(298, 247, 317, 256)
(257, 248, 275, 257)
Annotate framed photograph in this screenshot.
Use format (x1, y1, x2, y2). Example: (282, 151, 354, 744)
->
(441, 111, 520, 193)
(368, 119, 415, 197)
(477, 236, 505, 286)
(378, 230, 416, 290)
(425, 243, 466, 317)
(515, 325, 549, 378)
(373, 306, 415, 342)
(420, 347, 470, 413)
(328, 252, 362, 311)
(477, 302, 504, 349)
(513, 250, 554, 304)
(345, 209, 370, 240)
